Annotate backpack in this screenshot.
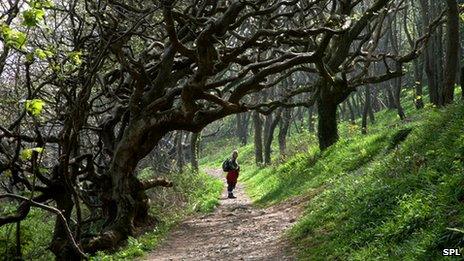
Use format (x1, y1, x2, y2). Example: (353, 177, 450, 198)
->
(222, 159, 231, 172)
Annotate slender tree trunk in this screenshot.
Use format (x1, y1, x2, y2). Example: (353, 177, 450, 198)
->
(394, 63, 406, 120)
(461, 66, 464, 99)
(263, 109, 282, 165)
(346, 96, 356, 124)
(386, 84, 397, 109)
(371, 87, 381, 112)
(278, 108, 291, 158)
(235, 113, 249, 145)
(252, 111, 263, 166)
(15, 222, 22, 260)
(354, 94, 363, 117)
(361, 86, 371, 134)
(436, 21, 445, 105)
(443, 0, 460, 104)
(308, 105, 315, 132)
(190, 132, 200, 173)
(176, 131, 184, 172)
(414, 69, 424, 109)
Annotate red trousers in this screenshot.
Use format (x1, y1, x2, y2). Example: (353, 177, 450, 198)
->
(226, 170, 239, 192)
(226, 170, 239, 184)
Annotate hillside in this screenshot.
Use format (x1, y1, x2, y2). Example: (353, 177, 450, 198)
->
(200, 100, 464, 260)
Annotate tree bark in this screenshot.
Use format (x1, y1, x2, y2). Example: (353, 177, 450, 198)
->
(190, 131, 200, 173)
(420, 0, 441, 106)
(385, 84, 397, 109)
(252, 111, 264, 166)
(278, 108, 291, 158)
(393, 63, 406, 120)
(317, 99, 338, 150)
(176, 131, 184, 172)
(361, 86, 371, 134)
(346, 96, 356, 124)
(442, 0, 460, 104)
(461, 66, 464, 99)
(84, 123, 167, 253)
(308, 105, 315, 132)
(235, 113, 249, 145)
(263, 109, 282, 165)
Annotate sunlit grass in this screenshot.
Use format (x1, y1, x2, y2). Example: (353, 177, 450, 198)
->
(200, 89, 464, 260)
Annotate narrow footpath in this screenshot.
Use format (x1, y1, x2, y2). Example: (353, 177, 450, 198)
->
(145, 168, 304, 261)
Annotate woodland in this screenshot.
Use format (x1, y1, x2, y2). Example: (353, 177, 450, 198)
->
(0, 0, 463, 260)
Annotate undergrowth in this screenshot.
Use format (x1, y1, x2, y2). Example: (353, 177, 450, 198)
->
(0, 169, 222, 260)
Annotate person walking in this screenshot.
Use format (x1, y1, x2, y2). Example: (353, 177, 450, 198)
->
(222, 150, 240, 199)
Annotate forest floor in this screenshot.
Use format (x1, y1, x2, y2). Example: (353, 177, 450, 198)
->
(144, 168, 304, 261)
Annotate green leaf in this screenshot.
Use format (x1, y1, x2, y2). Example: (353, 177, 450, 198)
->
(68, 51, 83, 65)
(34, 48, 53, 60)
(22, 8, 45, 27)
(31, 0, 54, 9)
(1, 24, 27, 49)
(25, 99, 45, 116)
(20, 147, 44, 160)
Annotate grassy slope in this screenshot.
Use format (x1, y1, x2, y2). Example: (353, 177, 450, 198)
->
(201, 91, 464, 260)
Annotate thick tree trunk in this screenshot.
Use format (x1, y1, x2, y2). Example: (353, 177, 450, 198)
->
(252, 111, 264, 166)
(317, 99, 338, 150)
(442, 0, 460, 104)
(420, 0, 441, 106)
(50, 188, 76, 260)
(84, 123, 166, 253)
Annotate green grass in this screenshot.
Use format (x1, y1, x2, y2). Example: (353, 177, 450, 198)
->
(200, 90, 464, 260)
(284, 104, 464, 260)
(0, 207, 55, 260)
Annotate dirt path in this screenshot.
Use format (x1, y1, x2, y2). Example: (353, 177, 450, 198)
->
(145, 168, 304, 261)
